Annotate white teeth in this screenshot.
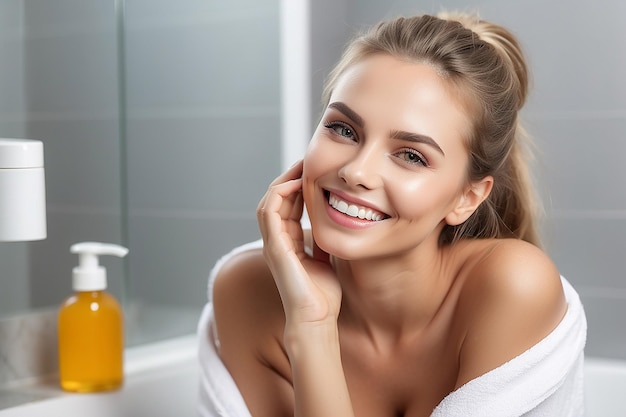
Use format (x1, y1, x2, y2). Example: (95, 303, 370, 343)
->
(328, 194, 385, 221)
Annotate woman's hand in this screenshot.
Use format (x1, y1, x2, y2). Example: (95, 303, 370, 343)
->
(256, 160, 342, 330)
(257, 160, 354, 417)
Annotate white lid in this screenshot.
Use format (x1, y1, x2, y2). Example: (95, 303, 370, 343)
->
(0, 138, 44, 169)
(70, 242, 129, 291)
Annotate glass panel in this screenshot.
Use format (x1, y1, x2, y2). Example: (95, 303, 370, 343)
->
(0, 0, 281, 349)
(0, 0, 125, 317)
(121, 0, 281, 345)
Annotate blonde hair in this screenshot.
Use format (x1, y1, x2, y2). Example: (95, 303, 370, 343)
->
(322, 12, 542, 247)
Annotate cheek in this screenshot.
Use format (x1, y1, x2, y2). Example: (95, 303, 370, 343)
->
(302, 130, 336, 183)
(301, 170, 315, 211)
(386, 174, 460, 220)
(302, 139, 325, 209)
(386, 178, 428, 218)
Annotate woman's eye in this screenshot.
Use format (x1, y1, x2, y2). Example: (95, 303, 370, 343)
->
(397, 149, 428, 167)
(324, 121, 356, 140)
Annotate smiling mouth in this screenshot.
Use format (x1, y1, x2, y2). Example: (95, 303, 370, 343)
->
(325, 191, 389, 221)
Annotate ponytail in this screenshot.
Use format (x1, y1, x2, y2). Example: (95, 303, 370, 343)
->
(437, 12, 542, 246)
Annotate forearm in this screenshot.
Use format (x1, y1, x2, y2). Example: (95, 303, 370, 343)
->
(285, 323, 355, 417)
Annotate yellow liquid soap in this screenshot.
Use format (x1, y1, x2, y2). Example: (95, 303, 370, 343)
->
(58, 291, 124, 392)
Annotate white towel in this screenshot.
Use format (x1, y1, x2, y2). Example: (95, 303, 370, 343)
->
(197, 303, 252, 417)
(197, 240, 587, 417)
(198, 240, 262, 417)
(430, 276, 586, 416)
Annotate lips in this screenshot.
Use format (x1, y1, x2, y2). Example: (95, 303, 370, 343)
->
(326, 191, 389, 221)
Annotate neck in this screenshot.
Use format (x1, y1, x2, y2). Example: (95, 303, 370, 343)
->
(335, 240, 455, 347)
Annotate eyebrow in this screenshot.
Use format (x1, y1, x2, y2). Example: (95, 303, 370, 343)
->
(390, 130, 445, 156)
(328, 101, 445, 157)
(328, 102, 364, 128)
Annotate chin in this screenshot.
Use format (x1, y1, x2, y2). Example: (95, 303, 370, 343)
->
(308, 222, 370, 261)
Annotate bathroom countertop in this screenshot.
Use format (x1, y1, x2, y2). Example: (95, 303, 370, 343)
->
(0, 335, 199, 417)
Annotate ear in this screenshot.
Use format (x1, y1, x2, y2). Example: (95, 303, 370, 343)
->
(445, 176, 494, 226)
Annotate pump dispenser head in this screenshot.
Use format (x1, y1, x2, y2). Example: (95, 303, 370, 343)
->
(70, 242, 128, 291)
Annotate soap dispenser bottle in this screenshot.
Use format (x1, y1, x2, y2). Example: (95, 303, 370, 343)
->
(58, 242, 129, 392)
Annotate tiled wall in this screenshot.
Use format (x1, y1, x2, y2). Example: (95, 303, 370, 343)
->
(308, 0, 626, 360)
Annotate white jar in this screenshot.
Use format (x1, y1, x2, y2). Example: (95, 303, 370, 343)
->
(0, 138, 47, 241)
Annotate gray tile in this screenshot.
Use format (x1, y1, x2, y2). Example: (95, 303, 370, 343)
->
(0, 244, 30, 317)
(126, 115, 280, 212)
(127, 215, 260, 307)
(580, 294, 626, 360)
(528, 117, 626, 211)
(23, 13, 118, 115)
(543, 216, 626, 291)
(126, 0, 279, 19)
(124, 6, 280, 109)
(27, 119, 122, 208)
(23, 0, 115, 37)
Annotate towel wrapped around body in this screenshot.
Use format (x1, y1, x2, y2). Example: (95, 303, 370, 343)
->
(197, 239, 587, 417)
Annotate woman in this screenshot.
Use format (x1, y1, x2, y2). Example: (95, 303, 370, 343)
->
(198, 11, 586, 417)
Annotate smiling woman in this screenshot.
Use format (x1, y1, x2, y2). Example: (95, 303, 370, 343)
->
(199, 10, 587, 417)
(304, 56, 477, 254)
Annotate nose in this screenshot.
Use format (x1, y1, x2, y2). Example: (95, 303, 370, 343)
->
(338, 145, 383, 190)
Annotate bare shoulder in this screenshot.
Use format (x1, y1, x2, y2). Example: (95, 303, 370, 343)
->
(213, 246, 284, 332)
(454, 239, 567, 387)
(212, 246, 294, 416)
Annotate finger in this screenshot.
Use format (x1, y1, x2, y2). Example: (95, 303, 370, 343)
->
(278, 181, 303, 224)
(258, 178, 303, 219)
(257, 178, 303, 238)
(257, 160, 303, 217)
(289, 187, 304, 223)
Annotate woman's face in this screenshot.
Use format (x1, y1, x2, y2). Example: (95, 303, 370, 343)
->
(302, 54, 474, 260)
